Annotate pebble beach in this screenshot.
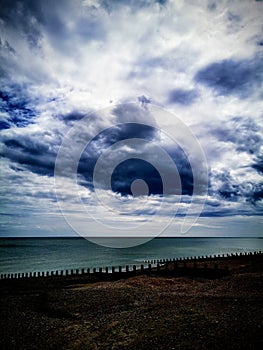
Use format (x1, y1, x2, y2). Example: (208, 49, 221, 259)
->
(0, 254, 262, 350)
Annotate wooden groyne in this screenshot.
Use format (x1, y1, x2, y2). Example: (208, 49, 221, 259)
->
(0, 251, 262, 282)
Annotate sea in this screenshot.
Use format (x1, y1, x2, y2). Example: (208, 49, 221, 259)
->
(0, 237, 262, 275)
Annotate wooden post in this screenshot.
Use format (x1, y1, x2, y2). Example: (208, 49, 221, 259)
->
(133, 265, 136, 272)
(112, 266, 115, 274)
(148, 263, 151, 274)
(126, 265, 129, 273)
(99, 267, 102, 273)
(105, 267, 108, 274)
(93, 267, 96, 273)
(119, 266, 122, 273)
(87, 268, 90, 274)
(141, 264, 144, 273)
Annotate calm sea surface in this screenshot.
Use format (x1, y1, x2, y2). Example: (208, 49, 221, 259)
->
(0, 237, 262, 274)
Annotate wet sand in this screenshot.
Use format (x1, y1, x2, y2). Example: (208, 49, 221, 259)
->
(0, 254, 262, 349)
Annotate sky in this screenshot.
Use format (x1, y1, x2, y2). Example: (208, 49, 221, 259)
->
(0, 0, 263, 244)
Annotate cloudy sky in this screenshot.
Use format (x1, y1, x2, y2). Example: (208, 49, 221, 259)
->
(0, 0, 263, 241)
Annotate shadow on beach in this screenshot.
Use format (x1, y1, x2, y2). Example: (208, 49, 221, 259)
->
(0, 254, 262, 349)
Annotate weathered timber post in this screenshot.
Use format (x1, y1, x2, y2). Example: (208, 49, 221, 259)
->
(148, 263, 151, 274)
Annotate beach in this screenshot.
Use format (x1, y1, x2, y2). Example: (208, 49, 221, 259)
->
(0, 254, 262, 349)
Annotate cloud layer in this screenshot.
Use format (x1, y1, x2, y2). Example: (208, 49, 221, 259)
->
(0, 0, 262, 237)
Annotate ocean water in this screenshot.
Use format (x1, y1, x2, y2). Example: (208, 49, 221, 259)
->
(0, 237, 262, 274)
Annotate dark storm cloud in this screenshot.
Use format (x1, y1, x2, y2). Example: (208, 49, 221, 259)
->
(212, 117, 262, 155)
(78, 122, 194, 196)
(77, 122, 158, 188)
(168, 89, 198, 106)
(211, 170, 263, 205)
(195, 55, 263, 97)
(57, 111, 87, 126)
(110, 148, 193, 197)
(208, 115, 263, 207)
(1, 133, 57, 176)
(0, 85, 37, 129)
(111, 159, 163, 196)
(252, 157, 263, 174)
(249, 183, 263, 204)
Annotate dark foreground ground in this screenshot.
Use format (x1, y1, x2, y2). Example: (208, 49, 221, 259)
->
(0, 255, 262, 350)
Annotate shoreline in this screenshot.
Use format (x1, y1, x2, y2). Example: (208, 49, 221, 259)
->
(1, 250, 262, 282)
